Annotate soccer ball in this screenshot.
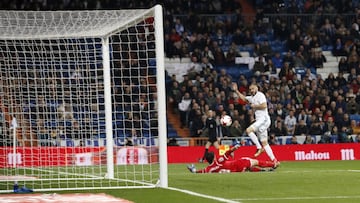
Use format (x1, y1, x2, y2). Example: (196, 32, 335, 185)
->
(220, 115, 232, 127)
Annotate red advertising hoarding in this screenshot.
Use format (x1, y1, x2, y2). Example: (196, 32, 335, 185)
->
(0, 147, 158, 168)
(0, 143, 359, 167)
(167, 143, 360, 163)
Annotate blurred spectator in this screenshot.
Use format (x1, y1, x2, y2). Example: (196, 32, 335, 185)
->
(284, 109, 297, 135)
(168, 138, 179, 146)
(303, 134, 315, 144)
(190, 109, 205, 137)
(309, 48, 326, 69)
(268, 133, 280, 145)
(318, 131, 332, 144)
(270, 120, 287, 137)
(338, 126, 354, 143)
(338, 57, 349, 73)
(294, 119, 308, 136)
(332, 38, 347, 56)
(289, 135, 299, 144)
(345, 93, 360, 114)
(178, 92, 192, 128)
(350, 119, 360, 135)
(228, 119, 243, 137)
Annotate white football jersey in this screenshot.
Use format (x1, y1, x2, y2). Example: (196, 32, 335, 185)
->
(245, 91, 269, 119)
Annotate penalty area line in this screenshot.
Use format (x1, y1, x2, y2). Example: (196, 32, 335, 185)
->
(167, 186, 241, 203)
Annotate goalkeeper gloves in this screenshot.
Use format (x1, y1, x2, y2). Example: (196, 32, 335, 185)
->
(187, 164, 196, 173)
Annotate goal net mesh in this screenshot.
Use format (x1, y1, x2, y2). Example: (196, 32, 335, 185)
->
(0, 6, 165, 192)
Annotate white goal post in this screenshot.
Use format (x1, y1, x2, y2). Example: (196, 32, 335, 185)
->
(0, 5, 168, 192)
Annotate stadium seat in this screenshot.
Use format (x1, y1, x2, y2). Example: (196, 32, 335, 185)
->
(350, 114, 360, 123)
(66, 139, 74, 147)
(145, 138, 155, 146)
(330, 135, 339, 143)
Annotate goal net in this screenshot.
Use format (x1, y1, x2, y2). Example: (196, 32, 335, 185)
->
(0, 5, 168, 192)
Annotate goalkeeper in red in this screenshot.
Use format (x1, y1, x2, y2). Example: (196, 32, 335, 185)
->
(187, 143, 277, 173)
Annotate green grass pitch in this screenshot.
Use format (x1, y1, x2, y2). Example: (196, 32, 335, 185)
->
(2, 160, 360, 203)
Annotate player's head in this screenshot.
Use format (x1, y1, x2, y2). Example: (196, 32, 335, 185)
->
(205, 151, 215, 164)
(249, 84, 258, 96)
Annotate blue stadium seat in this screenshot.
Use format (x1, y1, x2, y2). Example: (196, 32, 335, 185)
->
(145, 138, 155, 146)
(350, 114, 360, 123)
(330, 135, 339, 143)
(285, 138, 293, 144)
(66, 139, 74, 147)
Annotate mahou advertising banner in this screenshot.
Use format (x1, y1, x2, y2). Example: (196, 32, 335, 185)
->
(0, 144, 359, 167)
(167, 143, 360, 163)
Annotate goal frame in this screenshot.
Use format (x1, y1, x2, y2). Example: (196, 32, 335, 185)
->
(0, 4, 168, 192)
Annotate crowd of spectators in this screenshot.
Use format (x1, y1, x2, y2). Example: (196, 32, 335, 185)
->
(2, 0, 360, 145)
(162, 0, 360, 144)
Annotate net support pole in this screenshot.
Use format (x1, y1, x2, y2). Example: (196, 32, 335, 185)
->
(102, 36, 114, 179)
(154, 4, 168, 188)
(11, 116, 18, 168)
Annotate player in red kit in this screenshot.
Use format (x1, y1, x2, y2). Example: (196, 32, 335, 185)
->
(187, 144, 277, 173)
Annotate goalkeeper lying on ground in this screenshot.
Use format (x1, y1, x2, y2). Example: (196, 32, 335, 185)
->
(187, 143, 279, 173)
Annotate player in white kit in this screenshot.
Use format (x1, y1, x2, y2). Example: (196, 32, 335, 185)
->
(232, 82, 280, 167)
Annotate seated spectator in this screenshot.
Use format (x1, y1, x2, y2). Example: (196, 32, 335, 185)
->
(289, 135, 299, 144)
(294, 119, 308, 135)
(332, 38, 347, 56)
(350, 119, 360, 135)
(252, 55, 266, 76)
(224, 47, 238, 66)
(268, 133, 280, 145)
(284, 109, 297, 135)
(259, 40, 273, 57)
(287, 33, 301, 52)
(303, 134, 315, 144)
(186, 55, 202, 80)
(347, 68, 358, 82)
(168, 138, 179, 146)
(338, 126, 354, 143)
(308, 120, 323, 136)
(345, 93, 360, 114)
(347, 48, 359, 70)
(323, 116, 336, 134)
(318, 131, 332, 144)
(229, 119, 243, 137)
(242, 30, 254, 47)
(270, 120, 287, 136)
(189, 109, 204, 137)
(213, 46, 226, 66)
(293, 51, 307, 68)
(338, 57, 349, 73)
(309, 48, 326, 69)
(264, 58, 277, 74)
(232, 28, 244, 46)
(272, 52, 284, 69)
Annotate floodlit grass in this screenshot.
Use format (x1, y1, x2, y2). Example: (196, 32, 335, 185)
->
(2, 161, 360, 202)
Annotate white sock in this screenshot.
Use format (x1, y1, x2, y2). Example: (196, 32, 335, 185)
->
(248, 132, 262, 149)
(263, 144, 276, 161)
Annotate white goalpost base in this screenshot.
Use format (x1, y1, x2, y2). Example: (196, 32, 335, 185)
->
(0, 5, 167, 192)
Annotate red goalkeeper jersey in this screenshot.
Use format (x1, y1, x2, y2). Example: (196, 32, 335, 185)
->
(196, 150, 251, 173)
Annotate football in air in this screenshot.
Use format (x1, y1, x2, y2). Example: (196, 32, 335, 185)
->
(220, 115, 232, 127)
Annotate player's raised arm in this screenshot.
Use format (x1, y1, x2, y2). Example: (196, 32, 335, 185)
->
(232, 82, 248, 102)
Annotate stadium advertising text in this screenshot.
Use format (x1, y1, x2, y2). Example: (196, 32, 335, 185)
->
(0, 144, 358, 167)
